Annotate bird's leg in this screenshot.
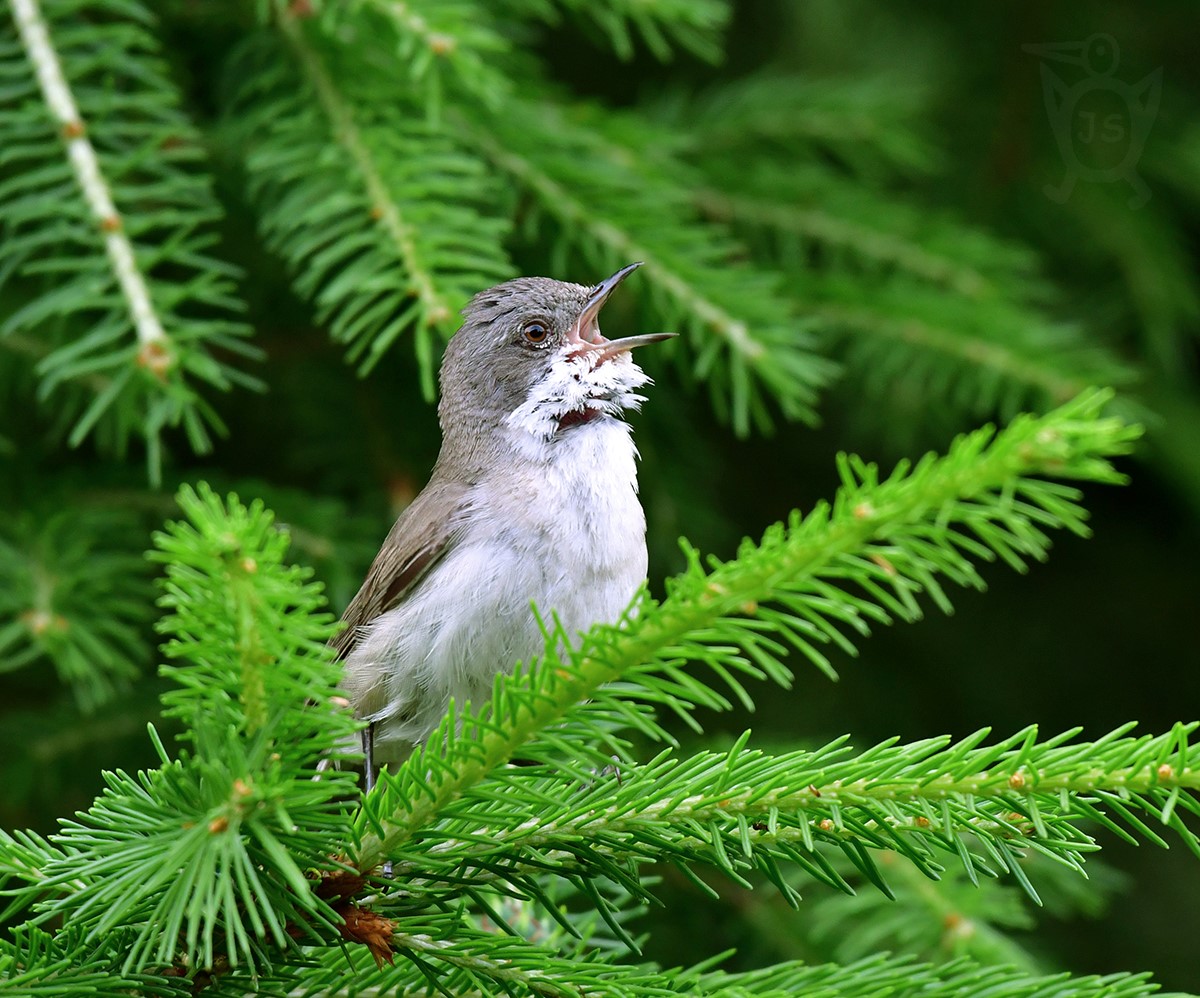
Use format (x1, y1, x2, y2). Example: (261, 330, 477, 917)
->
(360, 723, 394, 878)
(362, 722, 376, 794)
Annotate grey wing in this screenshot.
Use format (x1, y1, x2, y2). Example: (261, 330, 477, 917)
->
(330, 481, 468, 661)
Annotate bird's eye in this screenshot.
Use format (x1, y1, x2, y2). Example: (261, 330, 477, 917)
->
(522, 320, 551, 345)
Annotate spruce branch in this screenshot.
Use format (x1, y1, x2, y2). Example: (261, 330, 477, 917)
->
(0, 506, 150, 710)
(1, 0, 257, 479)
(225, 6, 512, 389)
(149, 483, 357, 756)
(0, 926, 190, 997)
(2, 486, 362, 975)
(697, 186, 999, 297)
(352, 389, 1140, 872)
(687, 172, 1137, 426)
(518, 0, 731, 63)
(693, 164, 1039, 300)
(811, 275, 1136, 415)
(9, 0, 167, 354)
(336, 0, 513, 109)
(257, 920, 1168, 998)
(1056, 182, 1200, 376)
(358, 723, 1200, 924)
(274, 2, 469, 336)
(698, 952, 1164, 998)
(676, 74, 940, 177)
(676, 78, 1139, 425)
(792, 846, 1127, 970)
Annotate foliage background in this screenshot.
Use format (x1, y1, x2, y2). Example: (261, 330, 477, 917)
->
(2, 0, 1199, 991)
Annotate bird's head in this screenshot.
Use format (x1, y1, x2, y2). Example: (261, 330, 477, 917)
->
(439, 263, 673, 441)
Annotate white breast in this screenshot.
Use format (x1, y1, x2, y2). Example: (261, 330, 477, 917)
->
(342, 418, 646, 763)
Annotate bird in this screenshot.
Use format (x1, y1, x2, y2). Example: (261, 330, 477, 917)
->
(330, 262, 673, 785)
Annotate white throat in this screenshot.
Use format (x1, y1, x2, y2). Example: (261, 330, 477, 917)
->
(505, 350, 651, 442)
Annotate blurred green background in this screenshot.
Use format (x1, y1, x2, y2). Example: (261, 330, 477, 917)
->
(2, 0, 1198, 990)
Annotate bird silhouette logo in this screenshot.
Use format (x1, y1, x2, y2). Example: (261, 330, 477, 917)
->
(1022, 33, 1161, 208)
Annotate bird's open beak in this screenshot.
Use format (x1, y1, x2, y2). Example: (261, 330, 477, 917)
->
(567, 262, 676, 362)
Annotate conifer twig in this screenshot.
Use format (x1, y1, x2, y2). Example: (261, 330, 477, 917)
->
(819, 300, 1091, 404)
(274, 1, 453, 331)
(10, 0, 171, 371)
(695, 187, 996, 297)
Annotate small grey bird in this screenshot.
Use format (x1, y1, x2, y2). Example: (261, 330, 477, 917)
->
(331, 263, 672, 778)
